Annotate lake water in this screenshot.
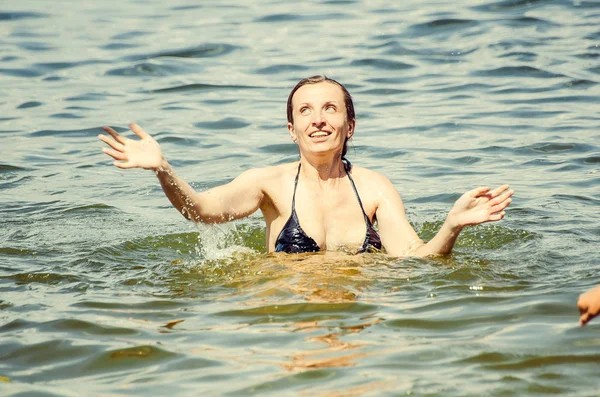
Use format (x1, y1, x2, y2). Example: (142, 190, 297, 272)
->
(1, 0, 600, 395)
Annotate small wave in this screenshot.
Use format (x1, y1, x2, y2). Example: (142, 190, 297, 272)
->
(29, 127, 104, 138)
(582, 155, 600, 164)
(0, 164, 26, 172)
(16, 101, 43, 109)
(106, 62, 170, 77)
(0, 12, 47, 21)
(406, 18, 479, 36)
(383, 43, 478, 58)
(0, 300, 12, 310)
(0, 247, 37, 256)
(350, 58, 414, 71)
(489, 39, 547, 50)
(257, 143, 298, 155)
(106, 61, 196, 77)
(503, 95, 599, 105)
(552, 194, 600, 206)
(523, 142, 594, 154)
(359, 88, 409, 96)
(498, 51, 537, 61)
(255, 64, 310, 74)
(216, 301, 377, 319)
(575, 52, 600, 61)
(255, 13, 349, 23)
(364, 76, 413, 85)
(486, 354, 600, 371)
(72, 300, 188, 311)
(66, 92, 117, 102)
(588, 65, 600, 75)
(130, 43, 240, 61)
(358, 147, 407, 159)
(194, 117, 251, 130)
(100, 42, 140, 50)
(430, 83, 496, 93)
(50, 112, 85, 119)
(3, 272, 82, 286)
(35, 318, 139, 336)
(111, 30, 151, 40)
(92, 232, 202, 261)
(472, 66, 564, 79)
(17, 41, 54, 52)
(156, 136, 201, 146)
(499, 16, 557, 27)
(472, 0, 550, 13)
(151, 83, 258, 94)
(170, 5, 203, 11)
(60, 204, 116, 214)
(0, 200, 64, 215)
(0, 67, 44, 78)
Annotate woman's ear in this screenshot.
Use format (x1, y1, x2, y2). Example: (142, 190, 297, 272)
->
(288, 122, 298, 142)
(347, 119, 355, 139)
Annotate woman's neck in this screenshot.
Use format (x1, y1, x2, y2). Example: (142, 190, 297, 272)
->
(299, 155, 346, 182)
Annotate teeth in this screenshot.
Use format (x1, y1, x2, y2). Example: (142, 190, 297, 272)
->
(310, 131, 329, 137)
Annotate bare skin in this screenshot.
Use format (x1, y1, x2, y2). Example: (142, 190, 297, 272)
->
(99, 81, 514, 256)
(578, 285, 600, 326)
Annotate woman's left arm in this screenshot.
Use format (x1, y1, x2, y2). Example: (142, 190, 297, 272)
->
(375, 176, 513, 257)
(415, 185, 513, 256)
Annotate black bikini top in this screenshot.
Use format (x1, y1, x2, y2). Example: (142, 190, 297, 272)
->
(274, 161, 382, 254)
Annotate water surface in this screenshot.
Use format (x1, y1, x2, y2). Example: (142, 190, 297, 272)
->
(1, 0, 600, 395)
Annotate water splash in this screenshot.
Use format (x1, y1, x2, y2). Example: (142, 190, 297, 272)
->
(194, 221, 258, 261)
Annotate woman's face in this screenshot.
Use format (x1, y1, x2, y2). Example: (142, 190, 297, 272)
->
(288, 81, 354, 157)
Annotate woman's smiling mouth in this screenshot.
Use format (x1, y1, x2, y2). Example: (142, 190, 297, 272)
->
(309, 130, 332, 138)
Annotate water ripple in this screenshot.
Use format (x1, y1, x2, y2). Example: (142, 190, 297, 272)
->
(472, 0, 553, 13)
(0, 12, 47, 21)
(152, 83, 259, 93)
(350, 58, 414, 70)
(473, 66, 564, 79)
(129, 43, 241, 61)
(194, 117, 251, 130)
(407, 18, 479, 36)
(255, 13, 349, 23)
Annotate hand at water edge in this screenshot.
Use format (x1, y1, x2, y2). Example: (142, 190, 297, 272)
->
(447, 185, 514, 229)
(578, 285, 600, 326)
(98, 123, 165, 170)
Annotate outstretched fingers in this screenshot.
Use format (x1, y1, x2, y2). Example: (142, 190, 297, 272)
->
(102, 126, 126, 144)
(470, 186, 491, 198)
(98, 133, 125, 152)
(130, 123, 150, 139)
(488, 184, 511, 198)
(487, 210, 506, 221)
(488, 186, 514, 207)
(102, 147, 127, 161)
(580, 312, 593, 326)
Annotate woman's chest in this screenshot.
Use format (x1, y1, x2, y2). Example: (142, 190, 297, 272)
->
(292, 186, 372, 251)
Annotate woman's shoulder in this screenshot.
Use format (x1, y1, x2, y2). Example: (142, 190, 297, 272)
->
(350, 164, 391, 185)
(242, 162, 298, 183)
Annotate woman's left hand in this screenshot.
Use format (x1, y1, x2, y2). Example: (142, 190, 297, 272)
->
(448, 185, 514, 228)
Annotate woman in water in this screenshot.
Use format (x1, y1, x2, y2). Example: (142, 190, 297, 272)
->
(98, 75, 513, 256)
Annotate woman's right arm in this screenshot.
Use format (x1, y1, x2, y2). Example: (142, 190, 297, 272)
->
(99, 123, 264, 223)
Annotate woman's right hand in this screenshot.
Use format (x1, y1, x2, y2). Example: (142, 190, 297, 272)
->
(98, 123, 165, 170)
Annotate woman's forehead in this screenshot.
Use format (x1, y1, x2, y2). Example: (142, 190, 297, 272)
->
(292, 82, 344, 105)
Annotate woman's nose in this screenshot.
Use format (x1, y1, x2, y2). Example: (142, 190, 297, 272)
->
(311, 112, 326, 127)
